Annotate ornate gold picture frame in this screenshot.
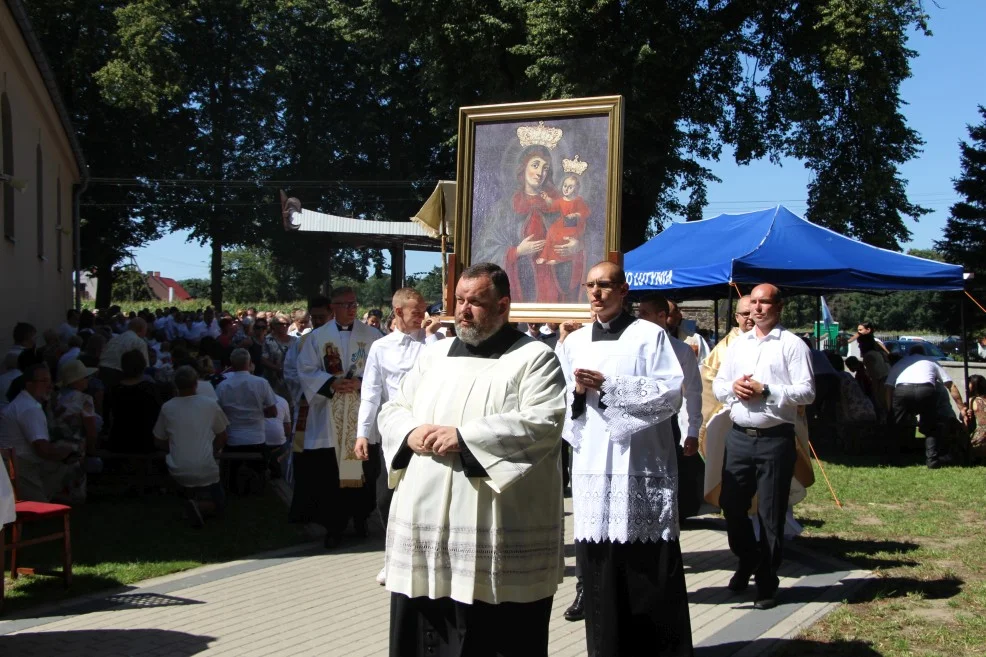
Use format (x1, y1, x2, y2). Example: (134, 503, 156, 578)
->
(453, 96, 624, 323)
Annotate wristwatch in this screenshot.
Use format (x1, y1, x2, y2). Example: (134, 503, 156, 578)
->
(762, 384, 771, 400)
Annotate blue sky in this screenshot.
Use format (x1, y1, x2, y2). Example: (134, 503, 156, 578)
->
(133, 1, 986, 281)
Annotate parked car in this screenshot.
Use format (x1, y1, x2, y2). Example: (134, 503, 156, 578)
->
(883, 339, 949, 361)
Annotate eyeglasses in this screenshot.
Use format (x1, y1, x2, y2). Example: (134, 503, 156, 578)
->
(254, 324, 268, 330)
(583, 281, 617, 291)
(332, 302, 358, 309)
(735, 311, 752, 317)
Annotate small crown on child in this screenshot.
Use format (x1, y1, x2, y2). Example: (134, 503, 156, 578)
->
(517, 122, 564, 150)
(562, 155, 589, 176)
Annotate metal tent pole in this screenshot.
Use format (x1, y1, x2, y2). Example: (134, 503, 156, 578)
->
(714, 298, 720, 343)
(816, 296, 822, 350)
(962, 290, 969, 390)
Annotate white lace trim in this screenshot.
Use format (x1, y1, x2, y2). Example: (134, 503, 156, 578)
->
(562, 387, 586, 450)
(600, 375, 680, 445)
(572, 473, 679, 543)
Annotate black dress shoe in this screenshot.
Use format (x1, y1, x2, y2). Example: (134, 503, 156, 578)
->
(753, 596, 777, 610)
(727, 570, 751, 592)
(324, 533, 341, 549)
(564, 581, 585, 621)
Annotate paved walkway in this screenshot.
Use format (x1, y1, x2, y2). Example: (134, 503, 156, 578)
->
(0, 498, 870, 656)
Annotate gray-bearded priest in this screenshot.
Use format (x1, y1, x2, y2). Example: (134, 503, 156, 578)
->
(378, 263, 567, 657)
(557, 261, 693, 657)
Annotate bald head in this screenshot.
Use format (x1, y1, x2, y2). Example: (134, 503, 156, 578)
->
(734, 295, 754, 332)
(749, 284, 783, 335)
(588, 261, 625, 284)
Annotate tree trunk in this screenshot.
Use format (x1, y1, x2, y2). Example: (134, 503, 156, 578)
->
(95, 258, 116, 309)
(210, 233, 223, 311)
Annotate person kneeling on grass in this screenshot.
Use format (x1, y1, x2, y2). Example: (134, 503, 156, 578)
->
(153, 365, 230, 527)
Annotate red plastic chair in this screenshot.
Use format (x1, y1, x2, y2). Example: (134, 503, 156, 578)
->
(1, 447, 72, 613)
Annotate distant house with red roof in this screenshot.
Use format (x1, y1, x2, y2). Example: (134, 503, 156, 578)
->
(146, 271, 192, 301)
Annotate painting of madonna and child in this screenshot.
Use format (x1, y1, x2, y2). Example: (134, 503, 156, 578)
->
(467, 112, 618, 307)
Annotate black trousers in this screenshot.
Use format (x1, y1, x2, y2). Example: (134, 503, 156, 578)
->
(390, 593, 553, 657)
(288, 447, 342, 533)
(377, 444, 395, 527)
(720, 426, 796, 596)
(892, 383, 941, 465)
(339, 443, 382, 527)
(578, 539, 693, 657)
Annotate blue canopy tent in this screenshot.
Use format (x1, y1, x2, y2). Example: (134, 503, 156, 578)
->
(624, 206, 965, 297)
(624, 206, 970, 368)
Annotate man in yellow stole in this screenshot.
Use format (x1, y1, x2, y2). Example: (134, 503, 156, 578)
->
(296, 287, 382, 547)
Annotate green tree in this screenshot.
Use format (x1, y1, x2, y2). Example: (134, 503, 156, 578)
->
(178, 278, 211, 299)
(110, 264, 153, 302)
(938, 107, 986, 287)
(222, 247, 288, 303)
(96, 0, 282, 309)
(327, 0, 932, 249)
(409, 266, 445, 304)
(25, 1, 189, 306)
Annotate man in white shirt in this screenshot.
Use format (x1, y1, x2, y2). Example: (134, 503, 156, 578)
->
(154, 366, 229, 526)
(713, 283, 815, 610)
(556, 263, 689, 655)
(0, 364, 77, 502)
(355, 287, 440, 584)
(98, 317, 149, 428)
(215, 348, 277, 493)
(886, 345, 964, 468)
(265, 394, 291, 478)
(194, 308, 222, 340)
(99, 318, 149, 376)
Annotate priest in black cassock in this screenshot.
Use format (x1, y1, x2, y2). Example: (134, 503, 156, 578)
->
(378, 263, 568, 657)
(557, 261, 694, 657)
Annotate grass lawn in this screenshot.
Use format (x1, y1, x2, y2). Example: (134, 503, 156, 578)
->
(2, 486, 308, 614)
(775, 443, 986, 657)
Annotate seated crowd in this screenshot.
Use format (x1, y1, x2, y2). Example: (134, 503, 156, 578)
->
(0, 304, 329, 525)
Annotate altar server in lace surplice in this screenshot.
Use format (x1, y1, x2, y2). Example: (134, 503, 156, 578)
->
(556, 261, 693, 657)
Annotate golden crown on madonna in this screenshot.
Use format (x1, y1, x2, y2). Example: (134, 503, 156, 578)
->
(516, 122, 564, 150)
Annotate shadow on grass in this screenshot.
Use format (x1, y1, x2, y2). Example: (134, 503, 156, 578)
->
(693, 574, 963, 609)
(3, 488, 309, 614)
(698, 637, 884, 657)
(793, 535, 921, 570)
(0, 629, 215, 655)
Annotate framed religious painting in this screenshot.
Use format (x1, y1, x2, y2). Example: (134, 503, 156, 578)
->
(452, 96, 624, 323)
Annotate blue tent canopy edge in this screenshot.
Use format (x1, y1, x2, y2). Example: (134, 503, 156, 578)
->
(624, 206, 965, 297)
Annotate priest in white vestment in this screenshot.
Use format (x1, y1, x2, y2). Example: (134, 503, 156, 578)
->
(378, 263, 567, 657)
(557, 262, 693, 657)
(296, 288, 382, 547)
